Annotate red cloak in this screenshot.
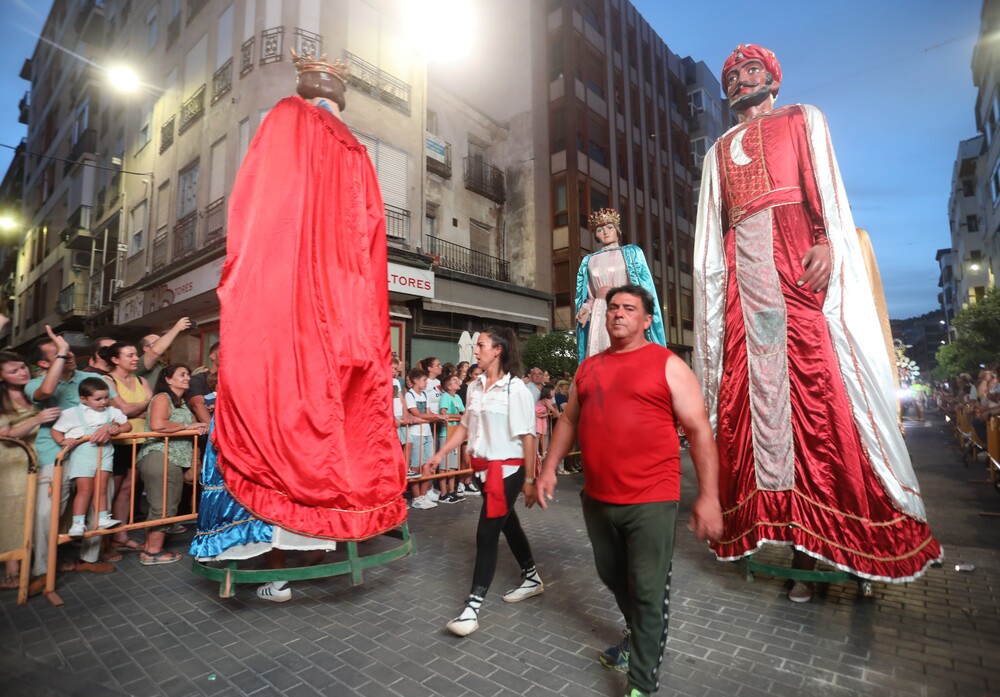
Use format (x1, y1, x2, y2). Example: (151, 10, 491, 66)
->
(215, 96, 406, 540)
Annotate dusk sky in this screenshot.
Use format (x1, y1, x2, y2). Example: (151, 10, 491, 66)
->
(0, 0, 984, 319)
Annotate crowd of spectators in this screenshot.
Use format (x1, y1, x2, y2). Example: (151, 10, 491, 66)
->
(0, 317, 211, 591)
(392, 355, 576, 510)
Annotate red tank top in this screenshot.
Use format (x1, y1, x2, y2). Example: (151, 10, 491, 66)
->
(576, 343, 680, 503)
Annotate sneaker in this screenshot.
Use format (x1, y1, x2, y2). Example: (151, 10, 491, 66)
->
(411, 496, 438, 510)
(599, 629, 630, 672)
(788, 581, 813, 603)
(97, 517, 122, 530)
(556, 464, 571, 475)
(406, 469, 421, 479)
(440, 492, 464, 504)
(502, 573, 544, 603)
(456, 483, 466, 494)
(427, 488, 441, 502)
(67, 522, 86, 537)
(256, 581, 292, 603)
(464, 482, 482, 496)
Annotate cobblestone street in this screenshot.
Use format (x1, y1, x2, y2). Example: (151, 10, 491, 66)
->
(2, 413, 999, 697)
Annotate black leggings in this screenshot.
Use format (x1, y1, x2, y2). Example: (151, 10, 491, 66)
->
(470, 467, 535, 595)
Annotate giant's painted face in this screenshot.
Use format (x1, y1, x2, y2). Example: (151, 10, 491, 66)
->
(724, 58, 774, 111)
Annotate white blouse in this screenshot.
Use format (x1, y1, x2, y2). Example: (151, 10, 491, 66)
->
(461, 372, 535, 478)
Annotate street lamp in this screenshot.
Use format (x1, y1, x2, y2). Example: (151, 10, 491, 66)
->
(107, 65, 141, 93)
(0, 216, 16, 232)
(970, 263, 981, 272)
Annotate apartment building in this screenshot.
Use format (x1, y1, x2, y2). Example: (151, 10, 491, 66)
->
(543, 0, 731, 359)
(973, 0, 1000, 288)
(947, 136, 989, 316)
(11, 0, 551, 368)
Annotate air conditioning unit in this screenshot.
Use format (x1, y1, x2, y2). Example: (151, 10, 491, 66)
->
(70, 250, 90, 268)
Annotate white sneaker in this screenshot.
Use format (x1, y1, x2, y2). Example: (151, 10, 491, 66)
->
(456, 483, 466, 494)
(257, 581, 292, 602)
(464, 482, 482, 496)
(411, 496, 438, 510)
(502, 574, 544, 603)
(67, 522, 86, 537)
(427, 488, 441, 502)
(97, 517, 122, 530)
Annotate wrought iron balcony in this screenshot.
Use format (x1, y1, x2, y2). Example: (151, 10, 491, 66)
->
(173, 211, 198, 259)
(240, 37, 254, 77)
(166, 12, 181, 49)
(260, 27, 284, 65)
(427, 235, 510, 283)
(160, 116, 175, 154)
(152, 231, 168, 270)
(205, 197, 226, 242)
(68, 128, 97, 164)
(179, 85, 206, 133)
(293, 28, 322, 60)
(426, 133, 451, 178)
(58, 283, 87, 316)
(385, 204, 410, 242)
(212, 59, 232, 104)
(343, 50, 411, 116)
(463, 157, 506, 204)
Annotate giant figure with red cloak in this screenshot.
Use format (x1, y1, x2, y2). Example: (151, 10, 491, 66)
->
(693, 45, 941, 601)
(192, 52, 406, 565)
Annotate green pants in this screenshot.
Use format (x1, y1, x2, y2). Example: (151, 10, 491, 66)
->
(582, 494, 677, 695)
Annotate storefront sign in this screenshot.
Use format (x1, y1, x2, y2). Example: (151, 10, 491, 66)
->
(145, 257, 226, 311)
(115, 291, 145, 325)
(388, 262, 434, 298)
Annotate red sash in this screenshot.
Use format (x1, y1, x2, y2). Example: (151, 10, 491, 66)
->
(470, 457, 523, 518)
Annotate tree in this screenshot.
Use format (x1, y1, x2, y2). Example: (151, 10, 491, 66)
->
(521, 331, 578, 379)
(933, 287, 1000, 378)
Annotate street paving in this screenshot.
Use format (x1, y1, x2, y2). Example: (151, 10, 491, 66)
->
(1, 412, 999, 697)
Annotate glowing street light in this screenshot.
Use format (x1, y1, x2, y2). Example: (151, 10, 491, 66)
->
(0, 216, 18, 232)
(107, 65, 141, 93)
(402, 0, 476, 63)
(970, 262, 981, 272)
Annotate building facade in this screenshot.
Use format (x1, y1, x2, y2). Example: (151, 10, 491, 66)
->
(10, 0, 552, 369)
(9, 0, 726, 368)
(946, 136, 989, 317)
(542, 0, 731, 359)
(973, 0, 1000, 289)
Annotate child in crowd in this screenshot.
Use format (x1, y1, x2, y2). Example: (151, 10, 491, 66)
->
(535, 384, 559, 458)
(406, 368, 446, 509)
(436, 375, 466, 504)
(51, 377, 131, 536)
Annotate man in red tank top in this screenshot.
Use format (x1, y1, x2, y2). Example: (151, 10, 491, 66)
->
(537, 284, 723, 697)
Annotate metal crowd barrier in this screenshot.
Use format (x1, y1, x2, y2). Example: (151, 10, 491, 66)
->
(43, 429, 201, 607)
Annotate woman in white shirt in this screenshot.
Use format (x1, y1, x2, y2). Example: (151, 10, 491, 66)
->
(424, 327, 542, 637)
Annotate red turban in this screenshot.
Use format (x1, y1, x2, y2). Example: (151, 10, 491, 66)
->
(721, 44, 782, 94)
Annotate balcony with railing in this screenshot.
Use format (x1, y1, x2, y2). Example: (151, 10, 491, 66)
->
(68, 128, 98, 164)
(179, 85, 206, 133)
(75, 0, 106, 44)
(173, 211, 198, 259)
(205, 197, 226, 242)
(293, 28, 322, 60)
(58, 283, 87, 316)
(260, 27, 284, 65)
(385, 204, 410, 243)
(152, 230, 168, 270)
(240, 37, 255, 76)
(212, 59, 232, 104)
(427, 235, 510, 283)
(166, 12, 181, 49)
(160, 116, 175, 154)
(343, 50, 411, 116)
(62, 205, 94, 250)
(426, 133, 452, 178)
(463, 157, 506, 204)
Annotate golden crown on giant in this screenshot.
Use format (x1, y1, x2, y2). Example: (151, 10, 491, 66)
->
(588, 208, 621, 231)
(290, 49, 349, 83)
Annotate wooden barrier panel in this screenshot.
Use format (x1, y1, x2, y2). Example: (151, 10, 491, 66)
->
(0, 437, 39, 605)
